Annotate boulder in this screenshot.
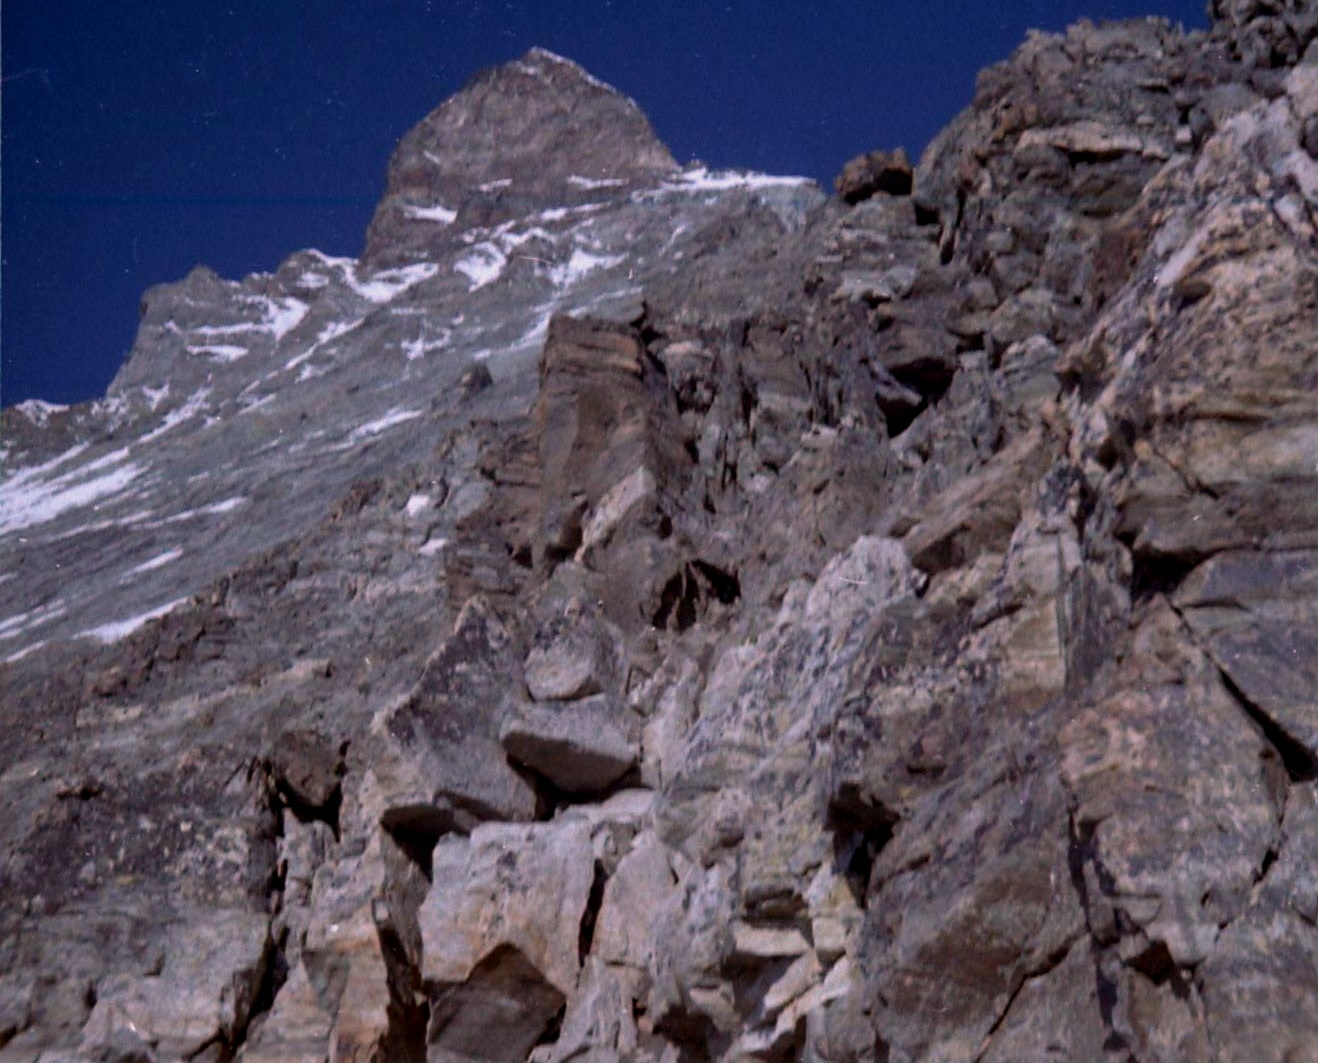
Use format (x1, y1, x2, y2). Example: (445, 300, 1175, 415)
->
(834, 147, 914, 202)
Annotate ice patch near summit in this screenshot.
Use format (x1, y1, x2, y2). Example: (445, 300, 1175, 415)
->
(455, 244, 508, 290)
(12, 400, 69, 427)
(402, 202, 458, 224)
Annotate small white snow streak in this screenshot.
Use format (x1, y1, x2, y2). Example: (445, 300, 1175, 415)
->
(454, 222, 557, 291)
(404, 493, 432, 516)
(549, 248, 625, 288)
(632, 167, 815, 207)
(533, 202, 607, 223)
(0, 443, 144, 536)
(0, 599, 66, 641)
(262, 296, 311, 341)
(125, 547, 183, 576)
(520, 48, 612, 93)
(4, 640, 48, 664)
(191, 322, 261, 337)
(12, 399, 68, 426)
(402, 336, 447, 362)
(667, 166, 813, 192)
(90, 393, 133, 431)
(242, 394, 279, 415)
(194, 344, 249, 362)
(139, 388, 212, 443)
(138, 496, 246, 529)
(204, 496, 246, 514)
(284, 319, 363, 373)
(402, 203, 458, 224)
(346, 262, 440, 303)
(348, 407, 424, 443)
(567, 174, 624, 190)
(80, 598, 188, 644)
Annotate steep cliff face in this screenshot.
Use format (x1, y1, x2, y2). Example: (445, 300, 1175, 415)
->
(2, 6, 1317, 1061)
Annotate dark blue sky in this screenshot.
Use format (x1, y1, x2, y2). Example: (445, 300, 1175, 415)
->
(3, 0, 1208, 408)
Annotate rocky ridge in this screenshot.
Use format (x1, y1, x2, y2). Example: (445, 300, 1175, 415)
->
(2, 4, 1317, 1060)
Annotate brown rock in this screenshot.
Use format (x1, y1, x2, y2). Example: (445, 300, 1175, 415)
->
(834, 148, 914, 203)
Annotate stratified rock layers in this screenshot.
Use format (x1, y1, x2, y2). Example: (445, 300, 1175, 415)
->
(2, 6, 1318, 1060)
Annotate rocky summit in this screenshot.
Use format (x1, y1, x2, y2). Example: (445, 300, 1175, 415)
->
(2, 3, 1318, 1059)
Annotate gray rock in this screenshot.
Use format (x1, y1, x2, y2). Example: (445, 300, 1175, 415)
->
(418, 819, 595, 998)
(4, 13, 1318, 1061)
(500, 695, 637, 794)
(523, 614, 622, 702)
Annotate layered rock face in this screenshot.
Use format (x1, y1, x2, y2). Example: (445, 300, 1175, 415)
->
(2, 7, 1317, 1060)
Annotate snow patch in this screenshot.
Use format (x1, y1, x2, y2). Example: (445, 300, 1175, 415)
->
(194, 344, 249, 362)
(4, 640, 48, 664)
(402, 336, 447, 362)
(262, 295, 311, 341)
(510, 302, 559, 353)
(567, 174, 624, 190)
(347, 262, 440, 303)
(0, 444, 145, 535)
(140, 388, 212, 443)
(419, 536, 448, 557)
(455, 244, 508, 290)
(304, 249, 357, 270)
(454, 223, 558, 291)
(12, 399, 69, 427)
(348, 407, 425, 443)
(139, 496, 247, 528)
(188, 496, 245, 517)
(0, 599, 66, 641)
(634, 167, 815, 207)
(192, 322, 261, 338)
(80, 598, 189, 644)
(519, 48, 612, 93)
(49, 509, 155, 541)
(239, 394, 277, 415)
(666, 166, 813, 193)
(284, 318, 363, 372)
(550, 248, 625, 288)
(90, 393, 134, 431)
(402, 202, 458, 224)
(534, 202, 607, 223)
(404, 493, 432, 516)
(125, 547, 183, 576)
(479, 178, 513, 192)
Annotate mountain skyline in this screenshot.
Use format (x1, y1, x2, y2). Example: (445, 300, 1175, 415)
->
(2, 1, 1209, 409)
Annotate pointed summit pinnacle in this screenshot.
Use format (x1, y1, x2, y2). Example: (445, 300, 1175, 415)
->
(363, 49, 677, 266)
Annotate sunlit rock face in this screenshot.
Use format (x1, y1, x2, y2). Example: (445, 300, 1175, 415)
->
(363, 47, 679, 267)
(3, 9, 1318, 1059)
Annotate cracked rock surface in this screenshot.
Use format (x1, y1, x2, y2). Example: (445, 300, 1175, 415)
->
(3, 9, 1318, 1061)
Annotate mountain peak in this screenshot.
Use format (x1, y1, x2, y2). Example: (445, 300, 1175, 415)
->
(363, 48, 677, 266)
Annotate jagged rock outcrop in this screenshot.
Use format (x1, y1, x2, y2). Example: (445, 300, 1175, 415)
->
(2, 13, 1318, 1061)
